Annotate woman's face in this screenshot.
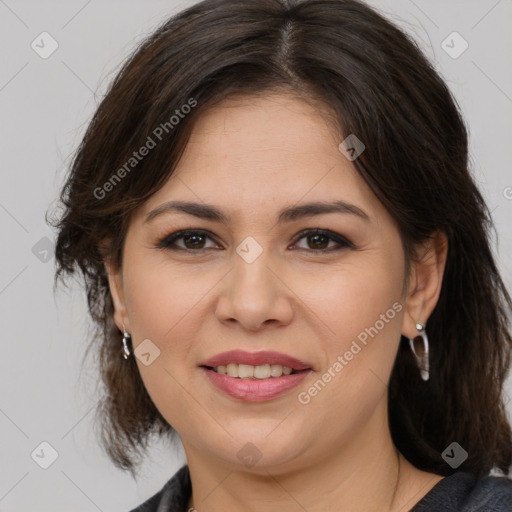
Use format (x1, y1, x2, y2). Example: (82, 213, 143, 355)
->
(108, 93, 416, 472)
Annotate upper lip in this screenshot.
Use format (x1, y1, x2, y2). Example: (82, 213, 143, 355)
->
(199, 350, 311, 371)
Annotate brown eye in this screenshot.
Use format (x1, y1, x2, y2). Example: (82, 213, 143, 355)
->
(306, 233, 330, 250)
(181, 233, 206, 249)
(157, 230, 219, 251)
(293, 229, 353, 252)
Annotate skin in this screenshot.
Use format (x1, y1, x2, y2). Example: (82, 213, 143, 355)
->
(106, 92, 448, 512)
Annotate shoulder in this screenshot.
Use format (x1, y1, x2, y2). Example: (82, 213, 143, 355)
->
(128, 464, 191, 512)
(465, 473, 512, 511)
(412, 471, 512, 512)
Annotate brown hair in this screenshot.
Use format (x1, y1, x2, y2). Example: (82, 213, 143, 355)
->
(50, 0, 512, 478)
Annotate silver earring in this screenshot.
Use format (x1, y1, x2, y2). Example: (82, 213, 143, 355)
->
(121, 323, 131, 359)
(408, 322, 429, 381)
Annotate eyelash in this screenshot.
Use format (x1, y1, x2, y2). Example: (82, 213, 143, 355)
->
(156, 228, 354, 253)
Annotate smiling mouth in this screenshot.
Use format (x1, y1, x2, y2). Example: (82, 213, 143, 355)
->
(202, 363, 308, 379)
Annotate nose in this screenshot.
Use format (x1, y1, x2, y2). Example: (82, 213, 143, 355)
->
(215, 247, 294, 332)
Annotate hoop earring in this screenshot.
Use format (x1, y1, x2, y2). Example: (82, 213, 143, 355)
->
(408, 322, 429, 381)
(121, 323, 131, 360)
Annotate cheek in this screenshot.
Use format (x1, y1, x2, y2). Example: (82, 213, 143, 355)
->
(307, 252, 405, 344)
(303, 251, 405, 414)
(122, 252, 214, 345)
(120, 257, 209, 425)
(293, 255, 405, 426)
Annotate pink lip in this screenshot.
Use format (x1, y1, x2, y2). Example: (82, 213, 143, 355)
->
(201, 367, 312, 402)
(199, 350, 311, 370)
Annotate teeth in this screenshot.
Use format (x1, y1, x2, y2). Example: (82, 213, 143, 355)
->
(254, 364, 270, 379)
(238, 364, 254, 379)
(226, 363, 238, 378)
(213, 363, 295, 379)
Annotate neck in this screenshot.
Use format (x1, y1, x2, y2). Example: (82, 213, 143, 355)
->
(182, 399, 442, 512)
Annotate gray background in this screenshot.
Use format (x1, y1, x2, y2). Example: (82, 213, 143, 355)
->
(1, 0, 511, 510)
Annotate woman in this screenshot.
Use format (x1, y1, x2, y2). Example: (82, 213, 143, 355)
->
(51, 0, 512, 510)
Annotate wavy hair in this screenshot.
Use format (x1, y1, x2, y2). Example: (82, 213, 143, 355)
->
(50, 0, 512, 478)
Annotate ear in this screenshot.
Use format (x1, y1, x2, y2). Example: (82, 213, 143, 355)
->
(101, 241, 129, 333)
(402, 230, 448, 338)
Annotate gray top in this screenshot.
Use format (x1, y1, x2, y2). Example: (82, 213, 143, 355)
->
(129, 464, 512, 512)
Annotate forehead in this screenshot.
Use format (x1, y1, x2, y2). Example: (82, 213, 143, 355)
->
(138, 93, 385, 225)
(183, 93, 342, 168)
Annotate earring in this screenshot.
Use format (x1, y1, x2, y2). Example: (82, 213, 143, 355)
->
(408, 322, 429, 381)
(121, 323, 131, 360)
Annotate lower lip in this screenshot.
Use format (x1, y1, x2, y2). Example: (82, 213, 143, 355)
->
(201, 367, 311, 402)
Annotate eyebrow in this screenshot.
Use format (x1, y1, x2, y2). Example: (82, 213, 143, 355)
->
(144, 199, 371, 224)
